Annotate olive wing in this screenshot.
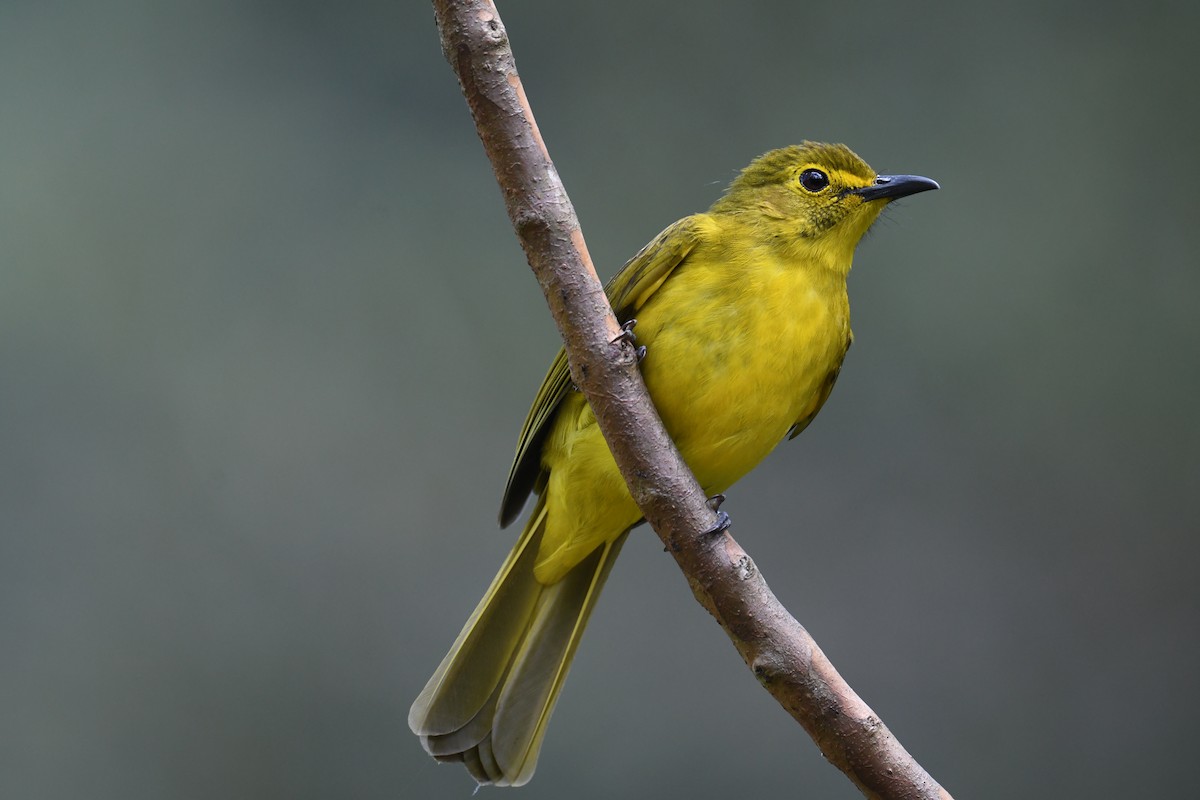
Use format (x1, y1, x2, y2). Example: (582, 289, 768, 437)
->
(498, 216, 705, 526)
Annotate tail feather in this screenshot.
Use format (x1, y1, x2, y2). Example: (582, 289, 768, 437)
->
(421, 681, 500, 756)
(409, 502, 547, 738)
(409, 497, 628, 786)
(490, 535, 626, 782)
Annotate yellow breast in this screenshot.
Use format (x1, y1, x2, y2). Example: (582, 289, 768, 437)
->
(534, 228, 850, 584)
(635, 240, 850, 493)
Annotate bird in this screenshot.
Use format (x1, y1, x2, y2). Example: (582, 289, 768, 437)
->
(409, 141, 938, 786)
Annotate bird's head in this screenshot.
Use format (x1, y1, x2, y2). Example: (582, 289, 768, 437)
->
(710, 141, 938, 270)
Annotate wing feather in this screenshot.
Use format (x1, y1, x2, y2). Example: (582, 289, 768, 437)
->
(498, 216, 706, 526)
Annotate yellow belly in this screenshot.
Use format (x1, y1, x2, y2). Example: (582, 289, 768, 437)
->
(534, 250, 849, 584)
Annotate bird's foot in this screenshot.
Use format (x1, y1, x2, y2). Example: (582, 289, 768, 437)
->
(611, 318, 647, 362)
(703, 494, 731, 535)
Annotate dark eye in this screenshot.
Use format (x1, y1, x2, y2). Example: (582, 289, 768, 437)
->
(799, 169, 829, 192)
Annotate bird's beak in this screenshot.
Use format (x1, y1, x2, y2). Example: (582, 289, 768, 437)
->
(853, 174, 940, 202)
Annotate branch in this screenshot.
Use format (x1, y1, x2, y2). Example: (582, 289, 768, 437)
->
(430, 2, 954, 798)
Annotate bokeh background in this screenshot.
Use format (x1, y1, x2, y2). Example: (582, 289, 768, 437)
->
(3, 1, 1198, 798)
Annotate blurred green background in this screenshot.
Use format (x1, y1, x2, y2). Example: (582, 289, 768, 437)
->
(2, 1, 1198, 798)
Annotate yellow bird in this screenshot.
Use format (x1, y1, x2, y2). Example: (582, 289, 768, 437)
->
(409, 142, 938, 786)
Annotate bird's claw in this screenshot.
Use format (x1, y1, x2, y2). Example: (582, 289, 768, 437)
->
(612, 319, 647, 362)
(703, 495, 730, 535)
(611, 318, 638, 346)
(703, 511, 732, 536)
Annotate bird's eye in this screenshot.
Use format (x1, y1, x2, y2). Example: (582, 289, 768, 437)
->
(798, 169, 829, 192)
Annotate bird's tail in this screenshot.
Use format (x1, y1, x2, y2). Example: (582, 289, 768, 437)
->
(409, 496, 628, 786)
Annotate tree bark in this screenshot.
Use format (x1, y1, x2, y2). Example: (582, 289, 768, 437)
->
(429, 2, 955, 798)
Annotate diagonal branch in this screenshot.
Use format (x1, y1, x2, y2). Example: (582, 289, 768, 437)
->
(430, 2, 954, 798)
